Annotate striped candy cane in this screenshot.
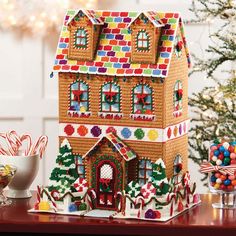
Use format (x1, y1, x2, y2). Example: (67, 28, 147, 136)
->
(135, 196, 145, 218)
(29, 135, 48, 159)
(20, 134, 32, 156)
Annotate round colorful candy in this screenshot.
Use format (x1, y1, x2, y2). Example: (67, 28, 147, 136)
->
(230, 153, 236, 159)
(224, 150, 230, 157)
(222, 142, 230, 149)
(231, 160, 236, 164)
(215, 173, 221, 178)
(220, 175, 227, 181)
(229, 175, 235, 181)
(216, 178, 222, 184)
(211, 175, 217, 182)
(219, 146, 225, 153)
(228, 146, 235, 153)
(214, 150, 220, 156)
(231, 180, 236, 186)
(210, 145, 218, 151)
(223, 157, 231, 165)
(227, 185, 234, 191)
(214, 183, 220, 189)
(212, 156, 218, 162)
(220, 184, 226, 190)
(216, 159, 222, 166)
(224, 179, 231, 186)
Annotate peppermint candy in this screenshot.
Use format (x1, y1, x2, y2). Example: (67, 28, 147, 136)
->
(141, 182, 156, 199)
(73, 178, 88, 193)
(126, 181, 141, 198)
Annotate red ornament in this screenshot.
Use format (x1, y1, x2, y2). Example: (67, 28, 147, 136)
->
(64, 124, 74, 136)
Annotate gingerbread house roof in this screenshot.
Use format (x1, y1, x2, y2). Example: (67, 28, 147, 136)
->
(66, 9, 104, 26)
(53, 10, 190, 78)
(83, 132, 136, 161)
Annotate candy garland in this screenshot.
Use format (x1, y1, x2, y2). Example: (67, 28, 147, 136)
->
(0, 131, 48, 158)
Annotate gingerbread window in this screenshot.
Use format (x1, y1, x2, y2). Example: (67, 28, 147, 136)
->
(76, 156, 85, 178)
(138, 159, 153, 185)
(136, 30, 150, 51)
(101, 82, 121, 113)
(68, 80, 90, 118)
(74, 28, 87, 49)
(132, 84, 153, 115)
(173, 80, 183, 117)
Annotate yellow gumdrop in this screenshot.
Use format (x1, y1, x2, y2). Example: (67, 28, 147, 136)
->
(80, 106, 86, 113)
(39, 201, 51, 211)
(4, 165, 11, 175)
(214, 183, 220, 190)
(148, 130, 158, 141)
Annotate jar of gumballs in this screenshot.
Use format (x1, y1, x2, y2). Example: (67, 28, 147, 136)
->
(200, 139, 236, 209)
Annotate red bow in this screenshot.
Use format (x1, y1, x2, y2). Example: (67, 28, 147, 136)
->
(72, 90, 83, 102)
(200, 161, 236, 176)
(100, 178, 111, 187)
(136, 94, 148, 105)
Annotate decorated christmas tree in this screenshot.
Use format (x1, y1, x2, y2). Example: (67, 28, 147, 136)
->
(150, 159, 170, 195)
(189, 0, 236, 184)
(48, 139, 78, 193)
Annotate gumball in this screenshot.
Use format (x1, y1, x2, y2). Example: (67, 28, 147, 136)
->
(211, 175, 217, 182)
(210, 151, 214, 157)
(216, 178, 222, 184)
(223, 142, 230, 149)
(214, 150, 220, 156)
(223, 157, 231, 165)
(214, 183, 220, 189)
(231, 180, 236, 186)
(219, 146, 225, 153)
(230, 160, 236, 164)
(216, 159, 222, 166)
(224, 179, 231, 186)
(224, 150, 230, 157)
(220, 184, 226, 190)
(212, 156, 218, 162)
(228, 175, 235, 181)
(218, 153, 224, 160)
(220, 175, 227, 181)
(228, 146, 235, 153)
(227, 185, 234, 191)
(215, 173, 221, 178)
(230, 153, 236, 159)
(210, 145, 218, 151)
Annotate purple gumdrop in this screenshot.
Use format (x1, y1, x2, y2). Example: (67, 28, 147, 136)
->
(91, 126, 102, 137)
(145, 209, 156, 219)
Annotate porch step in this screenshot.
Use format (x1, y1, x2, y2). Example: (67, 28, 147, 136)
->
(84, 209, 116, 218)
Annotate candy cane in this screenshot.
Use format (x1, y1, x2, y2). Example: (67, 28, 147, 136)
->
(20, 134, 32, 156)
(115, 191, 123, 212)
(135, 196, 145, 218)
(86, 189, 96, 209)
(29, 135, 48, 158)
(6, 131, 22, 155)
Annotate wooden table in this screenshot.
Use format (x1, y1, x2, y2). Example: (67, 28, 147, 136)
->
(0, 192, 236, 236)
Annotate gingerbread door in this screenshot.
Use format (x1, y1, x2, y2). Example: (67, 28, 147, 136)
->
(96, 160, 117, 209)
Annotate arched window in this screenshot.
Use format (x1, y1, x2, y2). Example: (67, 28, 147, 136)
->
(132, 83, 153, 114)
(136, 30, 149, 51)
(101, 82, 120, 113)
(75, 28, 87, 49)
(70, 80, 89, 112)
(173, 80, 183, 117)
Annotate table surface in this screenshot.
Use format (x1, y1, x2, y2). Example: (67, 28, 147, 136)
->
(0, 192, 236, 236)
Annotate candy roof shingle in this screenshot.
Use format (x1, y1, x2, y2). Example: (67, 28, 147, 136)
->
(53, 10, 190, 78)
(83, 132, 137, 161)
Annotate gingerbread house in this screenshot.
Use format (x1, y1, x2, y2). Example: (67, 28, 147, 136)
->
(52, 9, 190, 210)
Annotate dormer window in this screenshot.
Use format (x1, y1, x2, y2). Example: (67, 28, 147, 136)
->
(137, 30, 150, 51)
(75, 28, 87, 49)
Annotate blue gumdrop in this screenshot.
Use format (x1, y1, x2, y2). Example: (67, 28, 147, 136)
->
(68, 203, 77, 212)
(224, 179, 231, 186)
(210, 175, 217, 183)
(224, 150, 230, 157)
(214, 150, 220, 156)
(219, 146, 225, 153)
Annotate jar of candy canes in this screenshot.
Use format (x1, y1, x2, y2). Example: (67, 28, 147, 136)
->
(201, 139, 236, 209)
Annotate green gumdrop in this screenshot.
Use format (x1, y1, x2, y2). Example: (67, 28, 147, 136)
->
(214, 139, 220, 144)
(78, 202, 87, 211)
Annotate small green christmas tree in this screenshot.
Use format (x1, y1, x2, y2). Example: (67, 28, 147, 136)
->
(48, 139, 78, 193)
(150, 159, 170, 195)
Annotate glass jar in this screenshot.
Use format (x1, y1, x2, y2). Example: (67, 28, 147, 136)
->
(208, 139, 236, 209)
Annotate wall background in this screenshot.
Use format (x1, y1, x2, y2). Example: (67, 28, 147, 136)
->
(0, 0, 212, 193)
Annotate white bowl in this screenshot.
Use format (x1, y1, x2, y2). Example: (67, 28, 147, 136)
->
(0, 154, 39, 198)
